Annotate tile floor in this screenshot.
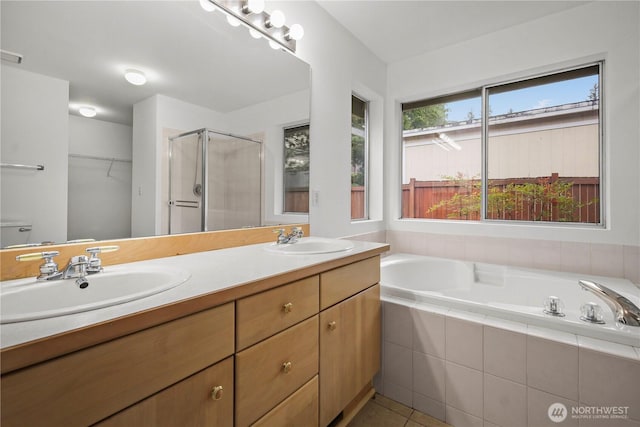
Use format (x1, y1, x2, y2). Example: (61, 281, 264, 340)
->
(348, 394, 452, 427)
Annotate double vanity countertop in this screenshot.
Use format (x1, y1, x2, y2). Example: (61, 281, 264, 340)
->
(0, 238, 389, 373)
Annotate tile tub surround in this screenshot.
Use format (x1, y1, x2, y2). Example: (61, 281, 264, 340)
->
(386, 230, 640, 286)
(376, 298, 640, 427)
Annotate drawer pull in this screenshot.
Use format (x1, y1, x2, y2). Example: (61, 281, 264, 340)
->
(328, 321, 337, 331)
(211, 385, 224, 400)
(282, 302, 293, 313)
(282, 361, 292, 373)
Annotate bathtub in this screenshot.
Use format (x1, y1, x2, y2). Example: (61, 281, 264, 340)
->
(380, 253, 640, 347)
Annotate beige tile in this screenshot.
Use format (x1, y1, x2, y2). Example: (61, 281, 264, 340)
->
(579, 348, 640, 420)
(385, 301, 414, 348)
(483, 373, 527, 427)
(590, 243, 624, 278)
(413, 392, 446, 422)
(623, 245, 640, 284)
(528, 387, 578, 427)
(413, 351, 446, 403)
(384, 341, 413, 390)
(561, 241, 592, 275)
(412, 307, 446, 358)
(527, 335, 579, 401)
(484, 325, 526, 384)
(347, 399, 406, 427)
(531, 239, 562, 271)
(410, 409, 451, 427)
(445, 361, 483, 418)
(445, 405, 483, 427)
(406, 421, 424, 427)
(373, 393, 413, 418)
(383, 381, 413, 408)
(445, 316, 483, 370)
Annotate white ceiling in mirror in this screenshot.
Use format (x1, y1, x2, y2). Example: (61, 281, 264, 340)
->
(317, 1, 588, 64)
(1, 1, 310, 125)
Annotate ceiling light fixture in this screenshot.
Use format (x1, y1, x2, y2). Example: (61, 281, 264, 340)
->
(199, 0, 217, 12)
(265, 10, 285, 28)
(124, 69, 147, 86)
(78, 106, 97, 118)
(209, 1, 303, 53)
(242, 0, 264, 14)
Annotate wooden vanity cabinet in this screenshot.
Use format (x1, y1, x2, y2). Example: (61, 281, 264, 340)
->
(319, 258, 381, 426)
(97, 356, 234, 427)
(1, 251, 385, 427)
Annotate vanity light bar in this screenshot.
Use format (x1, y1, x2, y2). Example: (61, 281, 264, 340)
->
(206, 0, 299, 53)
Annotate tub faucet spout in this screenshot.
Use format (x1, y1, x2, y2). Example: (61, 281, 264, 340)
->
(578, 280, 640, 327)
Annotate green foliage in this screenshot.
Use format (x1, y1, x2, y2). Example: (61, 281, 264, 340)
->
(427, 173, 597, 222)
(284, 127, 309, 172)
(403, 104, 448, 130)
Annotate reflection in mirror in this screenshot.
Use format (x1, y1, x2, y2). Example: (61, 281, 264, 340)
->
(0, 1, 310, 248)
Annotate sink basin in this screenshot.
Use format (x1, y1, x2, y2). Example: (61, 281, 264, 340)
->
(0, 265, 191, 324)
(264, 237, 354, 255)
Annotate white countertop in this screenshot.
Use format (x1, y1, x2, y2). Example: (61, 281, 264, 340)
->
(1, 238, 387, 349)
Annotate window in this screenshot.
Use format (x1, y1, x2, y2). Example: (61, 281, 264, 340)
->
(283, 124, 309, 213)
(352, 95, 369, 220)
(401, 63, 602, 225)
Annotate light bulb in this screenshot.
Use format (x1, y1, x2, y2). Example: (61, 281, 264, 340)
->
(79, 106, 97, 118)
(199, 0, 216, 12)
(249, 28, 262, 39)
(244, 0, 264, 14)
(227, 15, 241, 27)
(286, 23, 304, 41)
(268, 40, 281, 50)
(124, 69, 147, 86)
(266, 10, 285, 28)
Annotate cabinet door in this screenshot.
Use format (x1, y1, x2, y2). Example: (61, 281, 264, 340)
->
(319, 284, 380, 426)
(97, 356, 234, 427)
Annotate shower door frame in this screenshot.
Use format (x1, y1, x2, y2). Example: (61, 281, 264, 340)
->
(168, 128, 263, 235)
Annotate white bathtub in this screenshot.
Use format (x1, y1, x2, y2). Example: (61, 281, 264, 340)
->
(380, 253, 640, 347)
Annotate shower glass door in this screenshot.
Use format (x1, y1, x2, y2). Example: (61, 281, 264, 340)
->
(168, 131, 204, 234)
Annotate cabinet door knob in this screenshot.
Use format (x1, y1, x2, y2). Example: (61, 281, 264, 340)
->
(282, 361, 292, 373)
(328, 321, 337, 331)
(211, 385, 224, 400)
(282, 302, 293, 313)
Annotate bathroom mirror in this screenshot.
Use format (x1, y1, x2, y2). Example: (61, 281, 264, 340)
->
(0, 1, 310, 247)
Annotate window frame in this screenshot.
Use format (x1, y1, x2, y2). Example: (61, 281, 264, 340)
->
(352, 93, 370, 221)
(282, 123, 310, 215)
(401, 61, 605, 227)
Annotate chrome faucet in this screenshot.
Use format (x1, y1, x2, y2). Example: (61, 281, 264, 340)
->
(274, 227, 304, 244)
(578, 280, 640, 327)
(15, 246, 119, 286)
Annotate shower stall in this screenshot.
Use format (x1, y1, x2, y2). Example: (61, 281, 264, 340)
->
(168, 128, 262, 234)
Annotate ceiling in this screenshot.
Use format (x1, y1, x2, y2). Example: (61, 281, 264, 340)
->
(317, 1, 588, 64)
(1, 1, 309, 125)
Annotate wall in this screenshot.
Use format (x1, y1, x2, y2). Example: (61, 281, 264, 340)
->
(0, 66, 69, 245)
(274, 1, 388, 239)
(68, 115, 132, 240)
(386, 2, 640, 250)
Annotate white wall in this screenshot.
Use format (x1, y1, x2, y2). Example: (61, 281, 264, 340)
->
(273, 1, 388, 238)
(386, 1, 640, 246)
(67, 115, 132, 240)
(1, 66, 69, 244)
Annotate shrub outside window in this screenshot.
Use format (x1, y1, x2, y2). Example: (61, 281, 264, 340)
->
(283, 124, 309, 214)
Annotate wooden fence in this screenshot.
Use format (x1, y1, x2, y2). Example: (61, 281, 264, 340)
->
(402, 175, 600, 223)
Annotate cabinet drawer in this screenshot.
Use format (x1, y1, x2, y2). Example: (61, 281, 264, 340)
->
(236, 315, 319, 427)
(0, 303, 234, 427)
(320, 256, 380, 309)
(236, 275, 319, 350)
(253, 375, 318, 427)
(97, 356, 234, 427)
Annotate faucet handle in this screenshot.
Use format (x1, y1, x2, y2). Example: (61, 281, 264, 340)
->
(86, 245, 119, 273)
(291, 227, 304, 237)
(16, 251, 60, 279)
